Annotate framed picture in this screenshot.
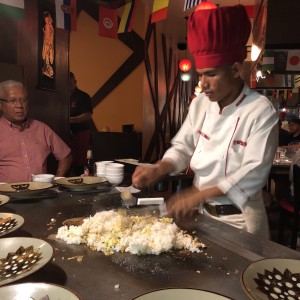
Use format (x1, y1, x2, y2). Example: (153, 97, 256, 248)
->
(38, 0, 56, 91)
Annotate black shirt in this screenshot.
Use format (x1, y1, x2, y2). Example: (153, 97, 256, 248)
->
(70, 88, 93, 134)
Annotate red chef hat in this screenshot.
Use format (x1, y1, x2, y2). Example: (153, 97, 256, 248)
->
(188, 4, 251, 69)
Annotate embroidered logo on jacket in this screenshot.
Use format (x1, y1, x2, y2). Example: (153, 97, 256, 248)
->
(233, 140, 247, 146)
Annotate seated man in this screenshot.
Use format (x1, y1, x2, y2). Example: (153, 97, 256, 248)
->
(287, 117, 300, 146)
(289, 149, 300, 199)
(0, 80, 72, 182)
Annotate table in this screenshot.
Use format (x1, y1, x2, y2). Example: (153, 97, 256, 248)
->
(1, 186, 300, 300)
(269, 162, 291, 199)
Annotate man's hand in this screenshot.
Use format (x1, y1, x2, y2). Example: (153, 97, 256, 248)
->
(166, 186, 204, 220)
(167, 186, 224, 220)
(132, 160, 175, 190)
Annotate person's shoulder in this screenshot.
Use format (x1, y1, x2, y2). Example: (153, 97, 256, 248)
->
(75, 88, 90, 99)
(29, 119, 54, 132)
(245, 89, 276, 114)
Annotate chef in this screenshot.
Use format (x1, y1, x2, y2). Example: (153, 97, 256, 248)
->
(132, 2, 278, 238)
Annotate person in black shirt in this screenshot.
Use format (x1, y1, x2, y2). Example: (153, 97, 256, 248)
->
(287, 117, 300, 146)
(278, 120, 290, 146)
(69, 72, 93, 175)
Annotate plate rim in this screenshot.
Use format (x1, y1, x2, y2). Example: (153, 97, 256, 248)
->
(0, 182, 53, 195)
(56, 176, 108, 191)
(0, 212, 24, 237)
(240, 257, 300, 300)
(0, 194, 10, 206)
(0, 282, 82, 299)
(132, 287, 232, 300)
(56, 176, 107, 185)
(0, 237, 54, 286)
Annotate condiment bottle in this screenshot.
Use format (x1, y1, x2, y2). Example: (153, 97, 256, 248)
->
(84, 146, 94, 176)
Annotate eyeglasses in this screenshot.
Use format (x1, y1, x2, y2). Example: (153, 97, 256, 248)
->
(0, 98, 29, 105)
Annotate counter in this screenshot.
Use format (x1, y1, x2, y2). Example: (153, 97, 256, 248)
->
(1, 187, 300, 299)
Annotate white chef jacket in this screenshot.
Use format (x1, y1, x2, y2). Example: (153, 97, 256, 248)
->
(163, 85, 278, 236)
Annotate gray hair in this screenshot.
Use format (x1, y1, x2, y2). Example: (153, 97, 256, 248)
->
(0, 80, 25, 98)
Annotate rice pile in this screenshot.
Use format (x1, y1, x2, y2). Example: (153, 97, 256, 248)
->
(56, 210, 206, 255)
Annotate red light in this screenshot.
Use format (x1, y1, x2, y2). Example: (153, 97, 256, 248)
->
(179, 59, 192, 72)
(195, 1, 217, 11)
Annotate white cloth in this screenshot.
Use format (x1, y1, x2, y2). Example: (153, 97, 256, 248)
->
(163, 85, 278, 237)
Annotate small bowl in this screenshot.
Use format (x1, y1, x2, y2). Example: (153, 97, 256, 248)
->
(105, 170, 124, 176)
(32, 174, 54, 183)
(105, 174, 124, 186)
(105, 163, 124, 170)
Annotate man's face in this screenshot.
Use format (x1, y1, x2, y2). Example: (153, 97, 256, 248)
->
(196, 65, 238, 107)
(0, 85, 28, 125)
(288, 121, 300, 136)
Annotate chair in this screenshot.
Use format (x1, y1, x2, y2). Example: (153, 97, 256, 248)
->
(278, 164, 300, 249)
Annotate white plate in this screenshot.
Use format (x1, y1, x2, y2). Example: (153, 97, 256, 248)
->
(0, 195, 10, 206)
(133, 288, 231, 300)
(56, 176, 107, 191)
(241, 258, 300, 300)
(0, 282, 82, 300)
(0, 182, 53, 200)
(0, 237, 54, 286)
(0, 213, 24, 237)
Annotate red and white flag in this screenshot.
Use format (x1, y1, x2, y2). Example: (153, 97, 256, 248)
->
(98, 6, 118, 39)
(286, 50, 300, 71)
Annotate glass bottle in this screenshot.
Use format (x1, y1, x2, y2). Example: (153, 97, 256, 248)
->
(84, 146, 94, 176)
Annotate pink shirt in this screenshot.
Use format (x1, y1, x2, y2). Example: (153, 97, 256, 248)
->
(0, 117, 71, 183)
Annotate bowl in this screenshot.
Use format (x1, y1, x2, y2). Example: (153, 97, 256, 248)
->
(32, 174, 54, 183)
(105, 170, 124, 176)
(105, 163, 124, 175)
(105, 163, 124, 170)
(95, 161, 113, 174)
(105, 174, 124, 186)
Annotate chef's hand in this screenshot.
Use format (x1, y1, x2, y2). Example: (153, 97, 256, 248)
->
(167, 186, 224, 220)
(132, 164, 161, 189)
(132, 160, 175, 190)
(166, 186, 204, 220)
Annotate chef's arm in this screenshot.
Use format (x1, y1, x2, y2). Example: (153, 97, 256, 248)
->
(132, 159, 175, 189)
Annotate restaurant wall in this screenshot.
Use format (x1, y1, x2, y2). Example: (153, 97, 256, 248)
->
(0, 0, 70, 143)
(70, 8, 145, 134)
(70, 2, 181, 161)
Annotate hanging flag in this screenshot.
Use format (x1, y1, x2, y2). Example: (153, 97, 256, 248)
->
(294, 75, 300, 88)
(0, 0, 24, 19)
(286, 50, 300, 71)
(118, 0, 138, 33)
(151, 0, 169, 24)
(284, 74, 295, 88)
(261, 50, 275, 72)
(55, 0, 77, 31)
(244, 5, 254, 19)
(99, 6, 118, 39)
(183, 0, 201, 11)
